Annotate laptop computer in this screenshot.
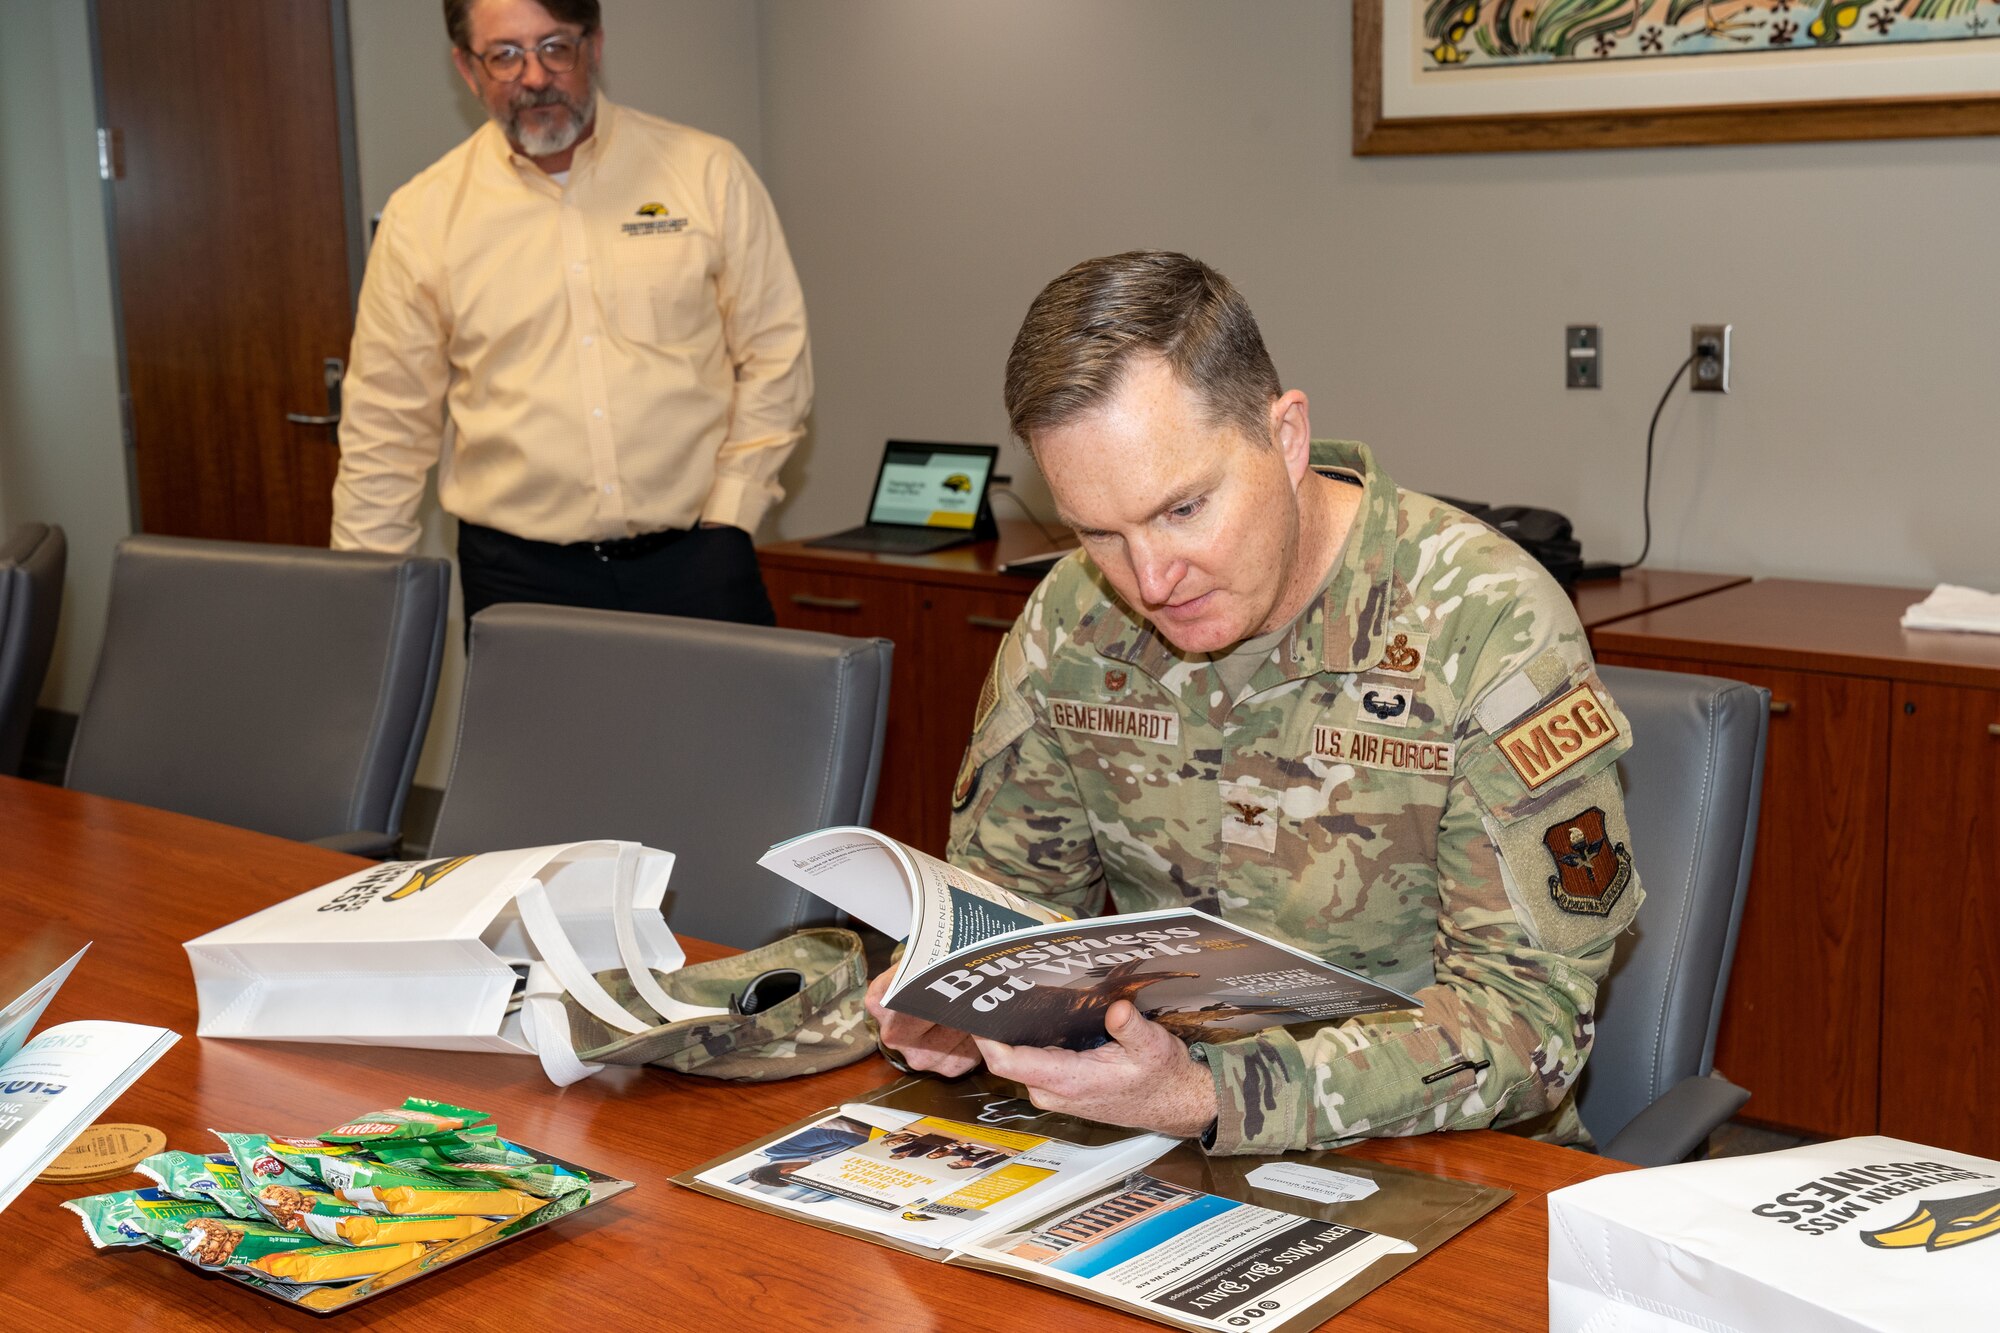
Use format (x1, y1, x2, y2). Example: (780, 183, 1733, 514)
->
(806, 441, 1000, 554)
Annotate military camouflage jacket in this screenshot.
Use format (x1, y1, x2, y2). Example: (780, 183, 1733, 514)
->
(947, 440, 1642, 1155)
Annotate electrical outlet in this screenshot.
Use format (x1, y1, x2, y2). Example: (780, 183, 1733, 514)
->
(1691, 324, 1731, 393)
(1566, 325, 1600, 389)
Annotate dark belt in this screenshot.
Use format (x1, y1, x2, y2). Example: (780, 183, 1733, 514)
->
(567, 528, 692, 562)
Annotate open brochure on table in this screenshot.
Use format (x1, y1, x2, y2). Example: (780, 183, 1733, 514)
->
(0, 940, 179, 1213)
(676, 1074, 1509, 1333)
(758, 826, 1418, 1050)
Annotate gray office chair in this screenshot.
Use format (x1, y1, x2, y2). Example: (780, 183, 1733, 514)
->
(66, 535, 449, 853)
(0, 523, 67, 776)
(1574, 664, 1770, 1166)
(428, 604, 892, 950)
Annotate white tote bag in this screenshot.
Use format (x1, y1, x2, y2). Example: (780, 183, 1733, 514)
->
(1549, 1135, 2000, 1332)
(184, 842, 724, 1086)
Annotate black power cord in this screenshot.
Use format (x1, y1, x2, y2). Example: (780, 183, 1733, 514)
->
(1617, 351, 1698, 573)
(987, 481, 1067, 545)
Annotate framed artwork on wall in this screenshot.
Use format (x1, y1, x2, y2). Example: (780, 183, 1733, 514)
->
(1354, 1, 2000, 153)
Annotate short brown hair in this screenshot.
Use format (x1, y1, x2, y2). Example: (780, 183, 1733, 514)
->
(444, 0, 601, 51)
(1003, 251, 1281, 447)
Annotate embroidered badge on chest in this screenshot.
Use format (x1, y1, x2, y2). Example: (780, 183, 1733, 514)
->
(621, 202, 689, 237)
(1219, 780, 1279, 853)
(1496, 683, 1621, 790)
(1104, 669, 1128, 693)
(1543, 807, 1632, 916)
(1357, 685, 1414, 728)
(1372, 632, 1428, 678)
(1047, 699, 1179, 745)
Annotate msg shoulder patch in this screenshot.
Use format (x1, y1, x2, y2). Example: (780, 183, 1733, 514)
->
(1495, 682, 1621, 791)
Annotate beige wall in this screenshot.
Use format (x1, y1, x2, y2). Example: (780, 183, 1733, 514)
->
(0, 0, 130, 714)
(756, 0, 1997, 590)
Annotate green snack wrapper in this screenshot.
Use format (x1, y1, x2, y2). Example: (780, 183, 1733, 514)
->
(372, 1135, 588, 1200)
(315, 1156, 542, 1218)
(215, 1132, 368, 1191)
(320, 1097, 492, 1144)
(135, 1152, 262, 1220)
(65, 1188, 227, 1249)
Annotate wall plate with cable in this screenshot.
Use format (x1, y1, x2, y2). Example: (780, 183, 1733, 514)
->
(1691, 324, 1731, 393)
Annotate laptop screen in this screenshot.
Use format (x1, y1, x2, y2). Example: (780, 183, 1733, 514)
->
(865, 441, 998, 530)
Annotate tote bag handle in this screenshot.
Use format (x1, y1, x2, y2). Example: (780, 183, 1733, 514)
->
(515, 843, 724, 1086)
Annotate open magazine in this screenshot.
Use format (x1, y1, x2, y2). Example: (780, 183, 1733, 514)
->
(758, 826, 1418, 1050)
(677, 1074, 1509, 1332)
(0, 940, 179, 1213)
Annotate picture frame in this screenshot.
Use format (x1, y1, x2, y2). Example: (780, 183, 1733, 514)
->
(1353, 1, 2000, 154)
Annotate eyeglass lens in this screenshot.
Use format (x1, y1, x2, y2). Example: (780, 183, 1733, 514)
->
(482, 37, 580, 80)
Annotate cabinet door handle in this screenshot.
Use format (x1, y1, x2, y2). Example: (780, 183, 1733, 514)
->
(966, 615, 1015, 632)
(790, 593, 862, 611)
(1768, 700, 1793, 716)
(1988, 723, 2000, 738)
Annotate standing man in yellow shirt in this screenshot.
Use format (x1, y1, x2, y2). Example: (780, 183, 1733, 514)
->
(332, 0, 811, 626)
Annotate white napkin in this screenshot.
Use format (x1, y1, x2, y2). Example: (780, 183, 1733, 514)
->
(1902, 583, 2000, 634)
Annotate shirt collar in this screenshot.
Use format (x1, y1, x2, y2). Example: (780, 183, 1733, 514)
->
(1074, 439, 1401, 684)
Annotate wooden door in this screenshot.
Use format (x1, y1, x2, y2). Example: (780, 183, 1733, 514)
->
(97, 0, 356, 545)
(1880, 681, 2000, 1157)
(1598, 651, 1889, 1138)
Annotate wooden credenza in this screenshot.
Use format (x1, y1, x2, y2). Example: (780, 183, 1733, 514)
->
(760, 520, 1072, 853)
(1594, 580, 2000, 1156)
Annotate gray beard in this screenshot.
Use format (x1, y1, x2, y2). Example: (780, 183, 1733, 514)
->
(504, 82, 597, 158)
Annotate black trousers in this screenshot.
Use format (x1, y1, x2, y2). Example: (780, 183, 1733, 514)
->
(456, 522, 777, 629)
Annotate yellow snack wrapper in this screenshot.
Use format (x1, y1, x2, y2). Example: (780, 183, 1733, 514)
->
(251, 1240, 426, 1283)
(312, 1212, 493, 1245)
(337, 1183, 543, 1218)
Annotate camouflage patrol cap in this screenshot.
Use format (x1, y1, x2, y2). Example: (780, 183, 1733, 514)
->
(561, 928, 872, 1081)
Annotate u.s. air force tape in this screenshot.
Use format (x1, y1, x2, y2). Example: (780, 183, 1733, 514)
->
(1312, 727, 1454, 774)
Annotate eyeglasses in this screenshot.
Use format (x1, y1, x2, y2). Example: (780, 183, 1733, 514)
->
(471, 34, 585, 82)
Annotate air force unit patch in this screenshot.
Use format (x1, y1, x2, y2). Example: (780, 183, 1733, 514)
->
(1542, 807, 1632, 916)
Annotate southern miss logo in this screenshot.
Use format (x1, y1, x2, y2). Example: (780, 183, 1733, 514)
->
(1861, 1188, 2000, 1253)
(384, 855, 477, 902)
(1750, 1160, 1997, 1241)
(621, 202, 689, 237)
(318, 855, 476, 913)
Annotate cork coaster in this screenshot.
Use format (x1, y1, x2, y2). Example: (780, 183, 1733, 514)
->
(36, 1123, 168, 1184)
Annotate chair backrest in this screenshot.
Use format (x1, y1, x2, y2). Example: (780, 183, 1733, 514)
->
(66, 535, 449, 843)
(0, 523, 67, 775)
(428, 603, 892, 950)
(1573, 664, 1770, 1148)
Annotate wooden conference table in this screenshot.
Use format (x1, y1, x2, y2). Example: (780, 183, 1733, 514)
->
(0, 779, 1626, 1331)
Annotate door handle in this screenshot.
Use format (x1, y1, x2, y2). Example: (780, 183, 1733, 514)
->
(789, 593, 863, 611)
(965, 615, 1015, 632)
(286, 357, 344, 426)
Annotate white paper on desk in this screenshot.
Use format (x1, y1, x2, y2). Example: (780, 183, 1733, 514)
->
(1549, 1135, 2000, 1333)
(0, 945, 88, 1067)
(0, 1019, 178, 1214)
(1901, 583, 2000, 635)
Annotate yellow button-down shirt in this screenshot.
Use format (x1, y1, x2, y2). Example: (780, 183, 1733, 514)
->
(331, 100, 811, 551)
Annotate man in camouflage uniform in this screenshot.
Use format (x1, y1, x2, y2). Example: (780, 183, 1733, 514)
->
(869, 251, 1641, 1155)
